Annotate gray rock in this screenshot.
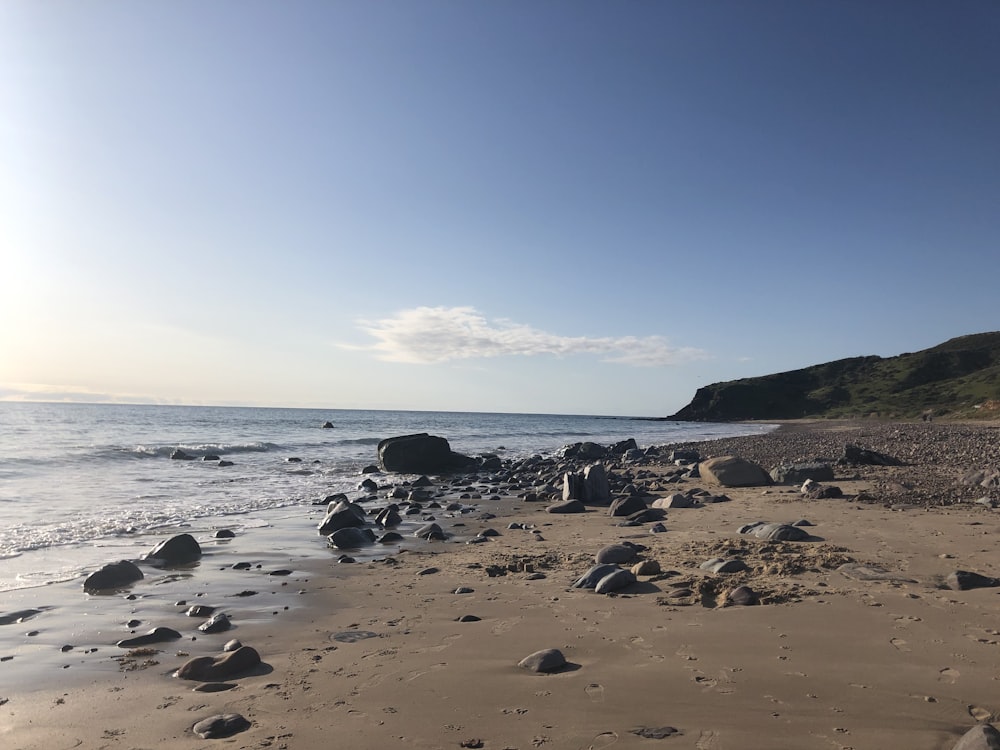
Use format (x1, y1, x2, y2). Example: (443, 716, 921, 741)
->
(952, 724, 1000, 750)
(700, 558, 747, 574)
(192, 713, 251, 739)
(700, 456, 772, 487)
(741, 522, 810, 542)
(413, 522, 446, 540)
(518, 648, 566, 673)
(573, 564, 621, 589)
(609, 495, 647, 517)
(595, 544, 639, 565)
(377, 433, 474, 473)
(198, 612, 231, 634)
(652, 493, 694, 509)
(727, 585, 758, 606)
(595, 568, 637, 594)
(770, 462, 835, 484)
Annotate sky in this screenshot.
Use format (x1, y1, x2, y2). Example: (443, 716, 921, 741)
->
(1, 1, 998, 416)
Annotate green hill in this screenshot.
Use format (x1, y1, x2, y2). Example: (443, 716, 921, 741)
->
(669, 332, 1000, 421)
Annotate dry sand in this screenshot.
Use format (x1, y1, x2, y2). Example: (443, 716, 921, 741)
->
(4, 420, 1000, 750)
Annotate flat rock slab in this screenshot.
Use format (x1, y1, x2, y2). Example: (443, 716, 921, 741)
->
(837, 563, 917, 583)
(117, 627, 182, 648)
(630, 726, 681, 739)
(192, 713, 251, 739)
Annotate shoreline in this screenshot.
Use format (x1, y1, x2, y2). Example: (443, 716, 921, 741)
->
(4, 420, 1000, 748)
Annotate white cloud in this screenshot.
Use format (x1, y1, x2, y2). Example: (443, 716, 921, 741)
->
(348, 306, 708, 367)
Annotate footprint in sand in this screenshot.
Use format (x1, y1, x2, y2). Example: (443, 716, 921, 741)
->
(890, 638, 910, 652)
(695, 730, 720, 749)
(675, 645, 697, 661)
(969, 706, 994, 721)
(938, 667, 960, 683)
(587, 731, 618, 749)
(585, 683, 605, 703)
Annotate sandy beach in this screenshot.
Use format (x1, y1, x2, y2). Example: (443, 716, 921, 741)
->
(4, 420, 1000, 750)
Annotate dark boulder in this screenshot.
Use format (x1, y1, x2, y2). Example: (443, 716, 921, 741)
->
(546, 499, 586, 514)
(377, 433, 473, 474)
(117, 627, 182, 647)
(329, 527, 376, 548)
(318, 500, 367, 535)
(145, 533, 202, 566)
(841, 445, 903, 466)
(83, 560, 143, 592)
(170, 449, 194, 460)
(947, 570, 1000, 591)
(609, 495, 648, 517)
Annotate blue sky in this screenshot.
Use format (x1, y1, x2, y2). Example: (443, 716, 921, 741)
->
(2, 1, 998, 415)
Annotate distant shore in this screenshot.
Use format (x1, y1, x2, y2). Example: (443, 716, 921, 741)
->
(4, 419, 1000, 749)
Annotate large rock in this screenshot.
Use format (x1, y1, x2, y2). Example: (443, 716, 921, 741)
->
(378, 433, 450, 473)
(609, 495, 647, 517)
(193, 714, 251, 739)
(518, 648, 566, 673)
(952, 724, 1000, 750)
(842, 444, 902, 466)
(770, 462, 835, 484)
(583, 463, 611, 504)
(175, 646, 261, 680)
(699, 456, 772, 487)
(144, 533, 202, 565)
(83, 560, 144, 592)
(329, 527, 376, 548)
(318, 500, 367, 535)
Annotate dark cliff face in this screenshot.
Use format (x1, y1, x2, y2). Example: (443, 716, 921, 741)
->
(669, 333, 1000, 421)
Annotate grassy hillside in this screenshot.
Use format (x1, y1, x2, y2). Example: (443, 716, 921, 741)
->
(669, 332, 1000, 421)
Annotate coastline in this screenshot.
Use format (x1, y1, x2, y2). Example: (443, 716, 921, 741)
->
(4, 419, 1000, 749)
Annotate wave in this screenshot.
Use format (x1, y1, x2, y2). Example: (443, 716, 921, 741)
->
(121, 441, 279, 459)
(336, 437, 382, 446)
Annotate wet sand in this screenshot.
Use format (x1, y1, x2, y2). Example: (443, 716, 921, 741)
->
(3, 420, 1000, 749)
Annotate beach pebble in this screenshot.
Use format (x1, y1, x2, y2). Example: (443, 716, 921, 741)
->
(454, 587, 474, 594)
(117, 627, 182, 648)
(213, 529, 235, 539)
(740, 522, 810, 542)
(186, 605, 215, 617)
(192, 713, 251, 739)
(650, 522, 667, 533)
(456, 615, 481, 622)
(518, 648, 566, 673)
(223, 639, 242, 652)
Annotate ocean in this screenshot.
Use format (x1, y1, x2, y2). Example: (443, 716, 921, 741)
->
(0, 402, 775, 592)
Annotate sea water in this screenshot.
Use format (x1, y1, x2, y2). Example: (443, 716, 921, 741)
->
(0, 402, 775, 592)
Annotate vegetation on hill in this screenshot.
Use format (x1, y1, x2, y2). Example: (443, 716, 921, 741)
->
(669, 332, 1000, 421)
